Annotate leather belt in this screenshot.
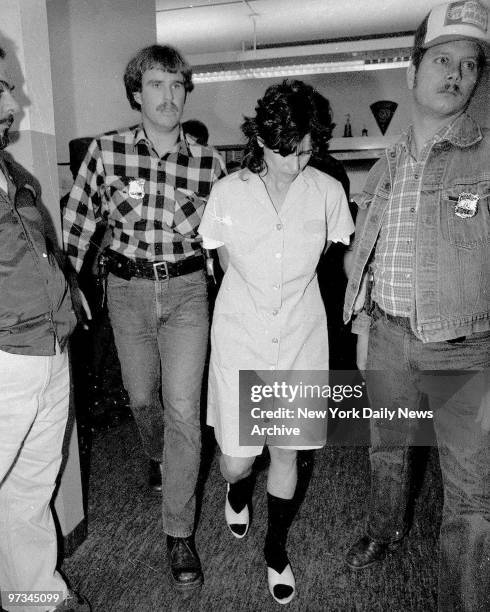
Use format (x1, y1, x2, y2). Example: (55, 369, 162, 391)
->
(106, 250, 204, 281)
(372, 303, 411, 330)
(373, 303, 466, 342)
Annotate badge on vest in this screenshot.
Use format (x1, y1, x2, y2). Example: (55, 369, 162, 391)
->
(454, 193, 478, 219)
(128, 178, 145, 199)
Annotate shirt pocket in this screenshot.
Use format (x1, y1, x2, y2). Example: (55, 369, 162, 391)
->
(172, 188, 206, 237)
(441, 183, 490, 249)
(105, 175, 145, 224)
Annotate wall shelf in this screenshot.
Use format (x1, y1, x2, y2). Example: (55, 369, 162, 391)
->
(216, 135, 400, 166)
(328, 136, 399, 160)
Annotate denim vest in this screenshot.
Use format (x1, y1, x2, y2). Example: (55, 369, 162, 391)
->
(344, 113, 490, 343)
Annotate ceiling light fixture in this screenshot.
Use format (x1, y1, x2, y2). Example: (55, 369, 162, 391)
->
(193, 57, 410, 83)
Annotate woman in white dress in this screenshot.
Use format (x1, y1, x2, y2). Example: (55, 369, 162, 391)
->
(199, 80, 354, 604)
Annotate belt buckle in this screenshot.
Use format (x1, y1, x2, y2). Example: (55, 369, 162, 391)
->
(153, 261, 169, 281)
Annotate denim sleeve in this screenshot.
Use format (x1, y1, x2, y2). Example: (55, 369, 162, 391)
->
(351, 311, 371, 335)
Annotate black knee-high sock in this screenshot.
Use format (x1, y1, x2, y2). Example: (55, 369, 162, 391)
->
(264, 493, 297, 574)
(227, 473, 255, 514)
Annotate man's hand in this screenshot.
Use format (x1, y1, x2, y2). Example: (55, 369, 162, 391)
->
(353, 272, 368, 315)
(72, 286, 92, 330)
(356, 332, 369, 373)
(475, 382, 490, 433)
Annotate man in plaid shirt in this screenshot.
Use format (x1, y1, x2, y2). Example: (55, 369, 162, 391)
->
(343, 2, 489, 610)
(63, 44, 225, 591)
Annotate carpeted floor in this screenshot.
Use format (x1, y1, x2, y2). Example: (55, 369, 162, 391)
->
(61, 415, 441, 612)
(62, 260, 442, 611)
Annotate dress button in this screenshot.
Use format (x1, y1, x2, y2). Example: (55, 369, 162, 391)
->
(42, 252, 48, 258)
(275, 253, 282, 259)
(276, 223, 282, 230)
(273, 285, 279, 290)
(269, 366, 276, 370)
(410, 207, 415, 213)
(414, 174, 419, 180)
(272, 309, 279, 316)
(272, 337, 279, 344)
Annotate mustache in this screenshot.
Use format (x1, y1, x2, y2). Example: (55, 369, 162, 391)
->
(438, 82, 460, 94)
(156, 102, 178, 112)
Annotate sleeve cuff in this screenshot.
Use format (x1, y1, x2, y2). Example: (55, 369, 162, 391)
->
(351, 311, 371, 335)
(201, 236, 225, 249)
(328, 235, 351, 246)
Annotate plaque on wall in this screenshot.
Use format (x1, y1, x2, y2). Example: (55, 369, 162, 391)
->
(370, 100, 398, 135)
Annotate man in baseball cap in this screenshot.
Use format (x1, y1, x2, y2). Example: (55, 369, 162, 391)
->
(343, 1, 489, 610)
(420, 0, 489, 49)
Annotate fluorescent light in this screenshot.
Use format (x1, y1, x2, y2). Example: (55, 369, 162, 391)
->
(193, 58, 409, 83)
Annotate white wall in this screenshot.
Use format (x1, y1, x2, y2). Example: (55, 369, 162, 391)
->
(185, 68, 412, 145)
(46, 0, 488, 197)
(47, 0, 156, 167)
(184, 68, 411, 198)
(184, 64, 489, 198)
(1, 0, 61, 237)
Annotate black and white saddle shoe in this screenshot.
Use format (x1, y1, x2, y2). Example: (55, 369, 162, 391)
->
(225, 483, 250, 538)
(267, 563, 295, 605)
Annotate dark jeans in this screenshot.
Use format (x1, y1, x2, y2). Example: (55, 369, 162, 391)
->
(365, 306, 490, 612)
(107, 270, 209, 537)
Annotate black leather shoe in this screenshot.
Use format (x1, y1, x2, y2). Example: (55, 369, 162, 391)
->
(149, 460, 162, 493)
(167, 535, 203, 591)
(346, 535, 395, 570)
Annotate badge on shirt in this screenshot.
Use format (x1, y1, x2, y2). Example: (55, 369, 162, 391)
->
(454, 193, 479, 219)
(128, 178, 145, 199)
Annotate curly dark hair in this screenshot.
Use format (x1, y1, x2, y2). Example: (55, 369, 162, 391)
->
(124, 44, 193, 111)
(241, 80, 329, 174)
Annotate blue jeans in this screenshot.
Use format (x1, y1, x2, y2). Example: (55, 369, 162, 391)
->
(107, 270, 209, 537)
(365, 306, 490, 612)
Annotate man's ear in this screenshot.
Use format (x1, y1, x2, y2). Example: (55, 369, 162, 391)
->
(407, 61, 416, 90)
(133, 91, 142, 106)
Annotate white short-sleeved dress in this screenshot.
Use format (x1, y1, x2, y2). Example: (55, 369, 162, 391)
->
(198, 166, 354, 457)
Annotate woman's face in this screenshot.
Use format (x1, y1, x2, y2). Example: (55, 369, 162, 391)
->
(261, 133, 312, 182)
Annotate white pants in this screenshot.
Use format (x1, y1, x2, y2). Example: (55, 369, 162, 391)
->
(0, 347, 69, 612)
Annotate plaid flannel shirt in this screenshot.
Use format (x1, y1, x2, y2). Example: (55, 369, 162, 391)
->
(372, 123, 454, 317)
(63, 125, 226, 272)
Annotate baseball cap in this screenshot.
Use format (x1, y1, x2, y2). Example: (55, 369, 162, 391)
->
(422, 1, 490, 50)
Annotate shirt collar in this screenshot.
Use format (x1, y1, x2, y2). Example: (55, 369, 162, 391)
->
(0, 152, 15, 197)
(438, 112, 482, 148)
(251, 165, 310, 194)
(132, 124, 193, 157)
(394, 112, 482, 157)
(0, 151, 8, 175)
